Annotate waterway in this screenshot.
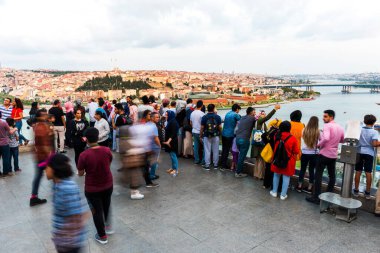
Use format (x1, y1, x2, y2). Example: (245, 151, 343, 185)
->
(218, 85, 380, 127)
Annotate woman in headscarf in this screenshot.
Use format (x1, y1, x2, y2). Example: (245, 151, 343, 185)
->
(163, 110, 179, 177)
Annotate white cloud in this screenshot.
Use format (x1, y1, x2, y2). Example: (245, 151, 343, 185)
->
(0, 0, 380, 73)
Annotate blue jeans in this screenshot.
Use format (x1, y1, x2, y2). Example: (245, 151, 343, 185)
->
(169, 151, 178, 171)
(15, 121, 28, 144)
(32, 163, 45, 196)
(192, 133, 204, 164)
(236, 138, 250, 174)
(10, 147, 19, 171)
(150, 148, 160, 179)
(273, 173, 290, 197)
(0, 145, 11, 174)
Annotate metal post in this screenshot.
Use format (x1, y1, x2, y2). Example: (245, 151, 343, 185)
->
(341, 163, 355, 198)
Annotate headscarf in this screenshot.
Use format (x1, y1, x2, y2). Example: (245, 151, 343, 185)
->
(64, 101, 74, 113)
(165, 110, 179, 131)
(268, 118, 282, 128)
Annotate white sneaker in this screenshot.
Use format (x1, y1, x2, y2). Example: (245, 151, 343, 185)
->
(280, 195, 288, 200)
(130, 191, 144, 200)
(270, 191, 277, 198)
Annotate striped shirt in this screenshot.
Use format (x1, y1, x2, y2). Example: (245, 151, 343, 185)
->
(52, 179, 87, 249)
(0, 106, 12, 120)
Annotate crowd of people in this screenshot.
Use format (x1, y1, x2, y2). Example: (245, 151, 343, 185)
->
(0, 95, 379, 252)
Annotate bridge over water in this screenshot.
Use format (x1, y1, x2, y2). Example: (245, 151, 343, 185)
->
(253, 83, 380, 93)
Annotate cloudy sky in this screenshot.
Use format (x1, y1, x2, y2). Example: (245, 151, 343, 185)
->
(1, 0, 380, 74)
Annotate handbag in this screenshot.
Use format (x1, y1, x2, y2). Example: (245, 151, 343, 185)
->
(252, 121, 265, 146)
(261, 143, 274, 163)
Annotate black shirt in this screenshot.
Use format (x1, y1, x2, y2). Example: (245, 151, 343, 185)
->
(48, 107, 65, 126)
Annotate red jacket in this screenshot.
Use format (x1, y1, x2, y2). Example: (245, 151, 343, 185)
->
(271, 132, 300, 176)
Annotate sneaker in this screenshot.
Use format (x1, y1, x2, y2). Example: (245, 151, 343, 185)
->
(213, 166, 219, 170)
(24, 140, 30, 146)
(30, 197, 47, 207)
(152, 175, 160, 180)
(170, 170, 178, 177)
(219, 167, 226, 172)
(146, 183, 159, 188)
(105, 226, 115, 235)
(302, 187, 312, 194)
(280, 195, 288, 200)
(130, 191, 144, 200)
(15, 169, 22, 173)
(166, 168, 174, 173)
(270, 191, 277, 198)
(353, 189, 359, 197)
(235, 173, 248, 178)
(305, 196, 320, 205)
(203, 166, 211, 171)
(364, 191, 371, 200)
(95, 234, 108, 245)
(295, 186, 302, 193)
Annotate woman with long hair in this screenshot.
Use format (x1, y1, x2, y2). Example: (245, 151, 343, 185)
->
(296, 116, 320, 193)
(11, 98, 29, 145)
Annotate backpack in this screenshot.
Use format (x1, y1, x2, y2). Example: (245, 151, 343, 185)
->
(119, 114, 133, 126)
(252, 121, 265, 146)
(204, 115, 220, 137)
(272, 135, 292, 169)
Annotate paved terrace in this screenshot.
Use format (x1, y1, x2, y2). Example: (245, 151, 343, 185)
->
(1, 150, 379, 253)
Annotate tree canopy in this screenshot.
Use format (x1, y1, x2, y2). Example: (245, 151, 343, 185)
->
(76, 75, 152, 91)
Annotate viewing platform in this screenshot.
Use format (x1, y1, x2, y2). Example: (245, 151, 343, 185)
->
(1, 150, 379, 253)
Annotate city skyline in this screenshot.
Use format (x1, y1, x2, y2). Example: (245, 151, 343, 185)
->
(1, 0, 380, 74)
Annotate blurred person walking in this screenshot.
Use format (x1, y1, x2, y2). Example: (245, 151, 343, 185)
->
(46, 154, 89, 253)
(30, 109, 55, 206)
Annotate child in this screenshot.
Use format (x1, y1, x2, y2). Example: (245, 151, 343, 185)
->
(46, 154, 89, 253)
(6, 118, 21, 173)
(230, 137, 239, 172)
(353, 114, 380, 199)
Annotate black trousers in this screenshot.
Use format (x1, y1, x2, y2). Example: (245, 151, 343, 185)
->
(98, 139, 109, 147)
(56, 247, 81, 253)
(73, 139, 86, 165)
(144, 154, 153, 185)
(263, 163, 273, 189)
(85, 187, 113, 237)
(313, 155, 336, 198)
(220, 136, 234, 168)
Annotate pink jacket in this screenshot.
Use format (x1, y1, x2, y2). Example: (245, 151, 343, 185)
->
(318, 121, 345, 159)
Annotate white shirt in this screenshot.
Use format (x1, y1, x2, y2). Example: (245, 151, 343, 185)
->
(94, 118, 110, 143)
(87, 102, 98, 122)
(190, 110, 205, 134)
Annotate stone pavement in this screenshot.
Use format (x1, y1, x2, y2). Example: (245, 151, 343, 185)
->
(0, 150, 379, 253)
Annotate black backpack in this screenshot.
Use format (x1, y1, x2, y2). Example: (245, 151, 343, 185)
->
(204, 116, 220, 137)
(272, 135, 292, 169)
